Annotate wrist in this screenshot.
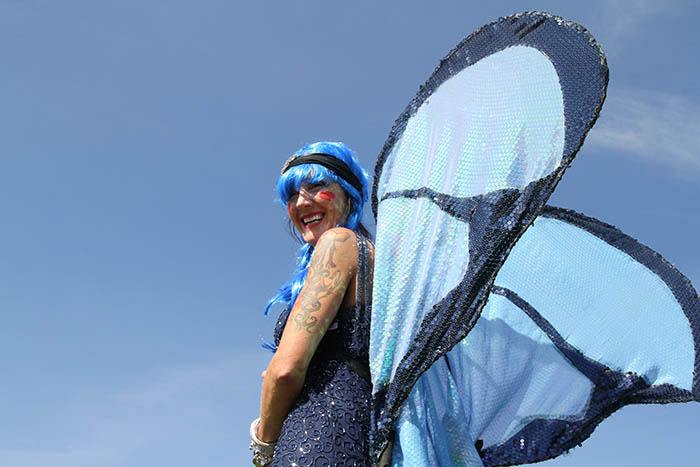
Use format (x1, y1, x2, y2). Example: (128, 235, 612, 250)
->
(255, 420, 278, 444)
(250, 418, 276, 445)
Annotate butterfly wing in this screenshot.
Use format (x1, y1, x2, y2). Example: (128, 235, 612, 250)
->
(393, 207, 700, 466)
(369, 12, 608, 459)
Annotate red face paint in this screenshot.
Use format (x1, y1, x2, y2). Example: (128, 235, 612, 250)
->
(318, 190, 335, 201)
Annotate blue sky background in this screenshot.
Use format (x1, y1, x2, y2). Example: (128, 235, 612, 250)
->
(1, 1, 698, 466)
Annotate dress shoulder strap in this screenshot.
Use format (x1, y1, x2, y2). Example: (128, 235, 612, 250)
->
(355, 233, 373, 308)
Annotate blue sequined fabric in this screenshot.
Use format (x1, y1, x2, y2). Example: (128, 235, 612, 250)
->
(367, 11, 611, 462)
(271, 234, 373, 467)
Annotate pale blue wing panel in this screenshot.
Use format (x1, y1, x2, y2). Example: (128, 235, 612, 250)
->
(369, 12, 608, 459)
(392, 207, 700, 466)
(373, 44, 565, 385)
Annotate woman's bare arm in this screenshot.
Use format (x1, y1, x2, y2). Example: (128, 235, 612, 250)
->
(257, 228, 358, 442)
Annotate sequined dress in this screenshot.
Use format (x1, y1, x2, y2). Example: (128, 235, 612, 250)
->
(271, 234, 373, 466)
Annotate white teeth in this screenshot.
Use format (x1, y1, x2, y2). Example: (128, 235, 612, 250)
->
(302, 214, 323, 225)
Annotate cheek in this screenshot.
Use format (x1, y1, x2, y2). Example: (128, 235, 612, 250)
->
(318, 190, 335, 201)
(331, 197, 348, 217)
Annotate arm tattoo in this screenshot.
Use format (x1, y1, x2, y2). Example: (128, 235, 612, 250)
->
(292, 232, 351, 334)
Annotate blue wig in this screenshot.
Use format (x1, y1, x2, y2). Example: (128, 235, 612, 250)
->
(264, 142, 370, 317)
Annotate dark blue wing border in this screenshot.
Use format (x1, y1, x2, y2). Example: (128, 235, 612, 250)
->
(370, 12, 609, 460)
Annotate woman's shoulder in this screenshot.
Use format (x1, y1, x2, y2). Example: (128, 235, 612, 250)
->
(317, 227, 374, 251)
(313, 228, 359, 267)
(313, 227, 374, 271)
(318, 226, 357, 241)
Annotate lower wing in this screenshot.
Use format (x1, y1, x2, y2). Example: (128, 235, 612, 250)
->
(393, 206, 699, 466)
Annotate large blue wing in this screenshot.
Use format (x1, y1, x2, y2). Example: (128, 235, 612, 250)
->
(393, 207, 699, 466)
(369, 12, 608, 460)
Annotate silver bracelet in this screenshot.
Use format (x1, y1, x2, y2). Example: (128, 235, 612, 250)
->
(249, 418, 276, 467)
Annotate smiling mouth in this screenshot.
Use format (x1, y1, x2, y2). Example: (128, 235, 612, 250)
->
(302, 213, 324, 226)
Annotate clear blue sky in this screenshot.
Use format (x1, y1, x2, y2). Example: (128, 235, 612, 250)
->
(1, 1, 698, 466)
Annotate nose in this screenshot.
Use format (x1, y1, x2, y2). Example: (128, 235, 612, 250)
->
(295, 189, 314, 208)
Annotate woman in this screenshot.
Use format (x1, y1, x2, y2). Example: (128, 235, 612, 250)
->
(250, 142, 374, 466)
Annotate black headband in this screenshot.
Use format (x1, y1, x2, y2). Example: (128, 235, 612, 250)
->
(281, 153, 364, 194)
